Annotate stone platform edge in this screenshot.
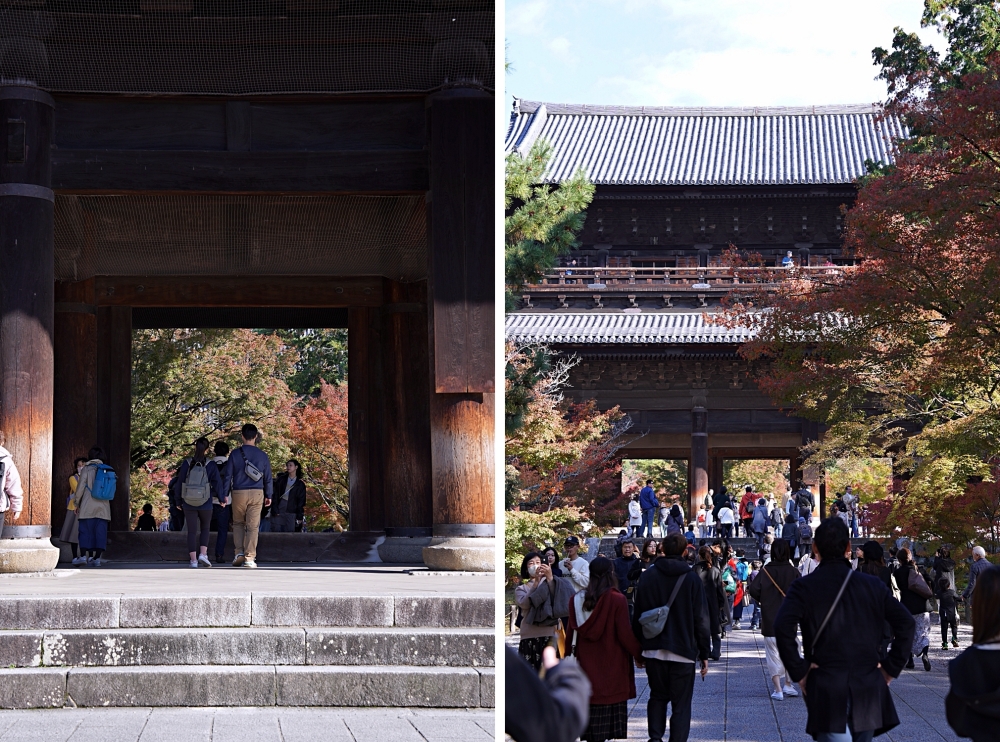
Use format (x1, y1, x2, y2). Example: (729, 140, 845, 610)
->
(0, 593, 496, 630)
(0, 666, 495, 709)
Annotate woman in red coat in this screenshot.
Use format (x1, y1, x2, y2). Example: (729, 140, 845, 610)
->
(566, 556, 645, 741)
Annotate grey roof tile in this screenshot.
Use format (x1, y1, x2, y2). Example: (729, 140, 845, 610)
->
(505, 312, 756, 344)
(505, 99, 905, 186)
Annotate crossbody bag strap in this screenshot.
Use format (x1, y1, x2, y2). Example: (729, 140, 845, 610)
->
(812, 570, 852, 655)
(666, 570, 686, 608)
(762, 566, 785, 598)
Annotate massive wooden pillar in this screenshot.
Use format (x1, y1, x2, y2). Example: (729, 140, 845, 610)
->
(423, 88, 494, 570)
(96, 306, 132, 531)
(0, 85, 55, 544)
(52, 281, 98, 535)
(691, 407, 708, 524)
(348, 306, 384, 532)
(709, 454, 724, 503)
(380, 281, 432, 535)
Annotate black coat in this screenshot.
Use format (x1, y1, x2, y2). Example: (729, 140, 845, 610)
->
(614, 555, 639, 597)
(747, 561, 799, 637)
(505, 646, 591, 742)
(631, 555, 711, 662)
(270, 474, 307, 520)
(946, 644, 1000, 742)
(693, 560, 725, 635)
(773, 558, 915, 739)
(893, 564, 931, 615)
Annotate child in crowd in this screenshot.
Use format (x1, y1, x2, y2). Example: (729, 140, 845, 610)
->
(135, 503, 157, 532)
(938, 577, 961, 649)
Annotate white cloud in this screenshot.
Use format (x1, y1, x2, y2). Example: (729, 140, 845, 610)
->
(548, 36, 575, 63)
(507, 0, 549, 38)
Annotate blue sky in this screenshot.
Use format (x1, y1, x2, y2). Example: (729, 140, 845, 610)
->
(504, 0, 944, 111)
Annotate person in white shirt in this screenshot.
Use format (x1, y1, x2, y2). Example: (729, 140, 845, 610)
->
(798, 550, 818, 576)
(627, 495, 643, 538)
(717, 504, 735, 539)
(0, 432, 23, 536)
(560, 536, 591, 592)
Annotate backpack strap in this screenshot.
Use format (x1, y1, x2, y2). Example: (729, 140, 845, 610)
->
(812, 570, 852, 655)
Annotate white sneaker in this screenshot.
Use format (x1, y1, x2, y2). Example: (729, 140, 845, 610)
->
(90, 558, 102, 567)
(782, 684, 798, 697)
(71, 556, 87, 565)
(733, 621, 741, 630)
(198, 555, 212, 568)
(189, 560, 199, 568)
(243, 559, 257, 569)
(770, 691, 784, 701)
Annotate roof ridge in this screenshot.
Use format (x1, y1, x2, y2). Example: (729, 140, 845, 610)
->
(513, 99, 881, 117)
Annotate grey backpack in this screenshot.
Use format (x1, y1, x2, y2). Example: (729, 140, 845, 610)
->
(181, 459, 211, 507)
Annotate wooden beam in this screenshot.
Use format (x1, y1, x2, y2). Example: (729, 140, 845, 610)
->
(89, 276, 383, 308)
(52, 150, 427, 193)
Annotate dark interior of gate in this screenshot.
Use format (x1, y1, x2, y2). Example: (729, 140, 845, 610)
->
(506, 101, 903, 522)
(0, 1, 495, 568)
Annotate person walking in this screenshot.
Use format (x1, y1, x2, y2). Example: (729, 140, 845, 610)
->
(894, 547, 934, 671)
(693, 545, 725, 661)
(752, 497, 769, 551)
(946, 564, 1000, 741)
(211, 441, 232, 563)
(269, 459, 306, 533)
(937, 578, 961, 650)
(72, 447, 113, 567)
(857, 541, 895, 661)
(664, 504, 684, 536)
(781, 513, 800, 562)
(614, 540, 639, 616)
(561, 536, 591, 593)
(174, 437, 224, 568)
(963, 546, 992, 610)
(640, 480, 659, 539)
(628, 495, 642, 538)
(60, 457, 87, 564)
(932, 547, 957, 593)
(739, 486, 757, 539)
(842, 486, 859, 538)
(229, 423, 273, 569)
(717, 501, 735, 540)
(631, 533, 711, 742)
(567, 557, 644, 741)
(774, 518, 915, 742)
(748, 539, 800, 700)
(0, 431, 23, 538)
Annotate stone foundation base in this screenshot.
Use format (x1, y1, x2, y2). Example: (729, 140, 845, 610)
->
(377, 536, 433, 564)
(0, 539, 60, 573)
(422, 538, 494, 572)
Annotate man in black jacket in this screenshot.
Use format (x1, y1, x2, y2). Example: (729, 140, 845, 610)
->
(614, 539, 640, 616)
(774, 518, 915, 742)
(632, 533, 711, 742)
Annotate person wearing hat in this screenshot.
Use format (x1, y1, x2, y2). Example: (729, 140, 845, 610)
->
(562, 536, 591, 593)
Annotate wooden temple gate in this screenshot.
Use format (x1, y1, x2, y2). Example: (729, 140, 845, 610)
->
(0, 4, 495, 570)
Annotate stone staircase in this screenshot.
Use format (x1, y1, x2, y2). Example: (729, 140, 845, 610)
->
(0, 593, 494, 710)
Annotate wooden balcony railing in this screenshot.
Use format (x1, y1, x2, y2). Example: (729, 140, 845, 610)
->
(529, 265, 843, 288)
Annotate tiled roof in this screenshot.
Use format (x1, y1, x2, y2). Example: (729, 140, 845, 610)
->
(505, 99, 905, 186)
(505, 312, 756, 344)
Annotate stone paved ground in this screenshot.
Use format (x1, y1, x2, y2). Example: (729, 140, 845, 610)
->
(626, 620, 969, 741)
(0, 707, 495, 742)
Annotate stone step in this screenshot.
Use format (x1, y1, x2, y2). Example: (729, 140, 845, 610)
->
(0, 593, 494, 630)
(0, 627, 492, 669)
(0, 665, 495, 709)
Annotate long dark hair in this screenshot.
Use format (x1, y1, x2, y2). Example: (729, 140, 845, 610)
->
(972, 565, 1000, 644)
(770, 539, 791, 564)
(641, 538, 657, 562)
(582, 557, 617, 611)
(286, 459, 304, 478)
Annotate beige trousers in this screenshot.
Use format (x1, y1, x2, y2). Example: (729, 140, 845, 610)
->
(232, 489, 264, 560)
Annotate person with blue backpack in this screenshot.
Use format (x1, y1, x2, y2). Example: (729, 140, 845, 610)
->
(71, 446, 116, 567)
(174, 437, 225, 568)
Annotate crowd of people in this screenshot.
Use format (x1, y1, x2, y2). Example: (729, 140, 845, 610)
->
(508, 517, 1000, 742)
(56, 423, 311, 568)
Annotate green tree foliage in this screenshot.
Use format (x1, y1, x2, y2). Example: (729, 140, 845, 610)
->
(622, 459, 688, 498)
(823, 457, 893, 503)
(270, 328, 348, 396)
(723, 460, 789, 497)
(505, 139, 594, 308)
(874, 0, 1000, 106)
(504, 507, 584, 585)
